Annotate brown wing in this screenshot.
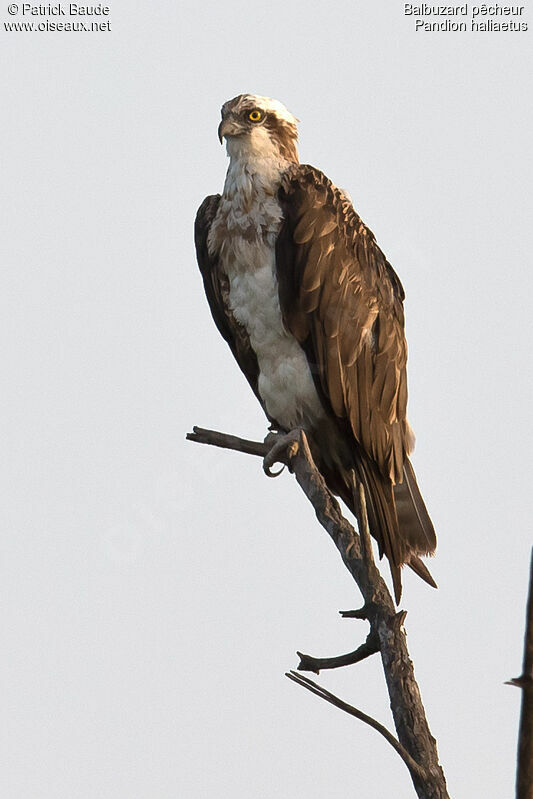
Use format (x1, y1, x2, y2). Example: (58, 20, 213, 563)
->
(194, 195, 263, 408)
(276, 165, 411, 485)
(276, 166, 436, 599)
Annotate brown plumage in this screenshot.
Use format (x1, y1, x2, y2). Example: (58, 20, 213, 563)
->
(195, 94, 436, 602)
(275, 164, 436, 600)
(195, 193, 264, 408)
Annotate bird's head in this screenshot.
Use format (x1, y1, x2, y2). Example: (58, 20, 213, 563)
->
(218, 94, 299, 163)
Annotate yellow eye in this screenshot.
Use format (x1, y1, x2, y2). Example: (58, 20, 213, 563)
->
(248, 110, 262, 122)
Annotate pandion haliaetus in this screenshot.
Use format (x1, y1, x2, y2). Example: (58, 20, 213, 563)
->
(195, 94, 436, 601)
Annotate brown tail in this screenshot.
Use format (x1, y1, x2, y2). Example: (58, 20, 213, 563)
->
(408, 554, 438, 589)
(337, 456, 437, 603)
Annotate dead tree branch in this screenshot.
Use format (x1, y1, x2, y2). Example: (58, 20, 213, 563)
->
(187, 426, 269, 458)
(508, 548, 533, 799)
(296, 630, 379, 673)
(187, 425, 449, 799)
(285, 670, 427, 780)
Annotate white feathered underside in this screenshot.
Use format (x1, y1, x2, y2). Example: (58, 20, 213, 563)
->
(207, 141, 324, 430)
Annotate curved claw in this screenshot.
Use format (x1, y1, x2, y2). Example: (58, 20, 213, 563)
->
(263, 446, 286, 477)
(263, 461, 285, 478)
(262, 429, 301, 478)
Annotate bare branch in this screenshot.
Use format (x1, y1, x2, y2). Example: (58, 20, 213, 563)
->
(297, 632, 379, 674)
(339, 605, 372, 620)
(186, 426, 269, 458)
(510, 548, 533, 799)
(285, 671, 427, 780)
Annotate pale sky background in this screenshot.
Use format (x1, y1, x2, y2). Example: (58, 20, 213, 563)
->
(1, 1, 532, 797)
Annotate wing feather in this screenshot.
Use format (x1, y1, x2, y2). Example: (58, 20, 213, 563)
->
(276, 165, 436, 593)
(277, 165, 409, 484)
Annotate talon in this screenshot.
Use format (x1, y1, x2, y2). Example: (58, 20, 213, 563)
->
(263, 461, 285, 478)
(263, 443, 286, 477)
(262, 429, 301, 478)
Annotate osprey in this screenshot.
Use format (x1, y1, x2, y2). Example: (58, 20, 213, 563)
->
(195, 94, 436, 601)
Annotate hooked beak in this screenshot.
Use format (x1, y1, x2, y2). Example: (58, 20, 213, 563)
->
(218, 118, 243, 144)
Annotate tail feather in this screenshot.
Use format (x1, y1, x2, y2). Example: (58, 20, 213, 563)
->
(389, 562, 403, 604)
(408, 554, 438, 590)
(394, 459, 436, 556)
(355, 457, 403, 568)
(311, 426, 436, 603)
(334, 455, 436, 603)
(346, 463, 405, 603)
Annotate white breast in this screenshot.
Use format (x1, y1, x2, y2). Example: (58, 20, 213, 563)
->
(209, 155, 325, 430)
(225, 241, 325, 429)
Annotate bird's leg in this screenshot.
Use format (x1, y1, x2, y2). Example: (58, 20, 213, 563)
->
(262, 428, 301, 478)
